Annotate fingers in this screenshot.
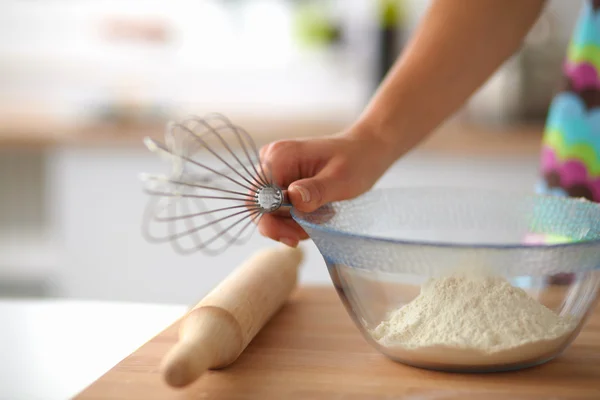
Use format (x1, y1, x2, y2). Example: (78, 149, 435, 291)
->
(259, 139, 305, 187)
(256, 137, 349, 247)
(259, 141, 274, 160)
(288, 166, 350, 213)
(258, 213, 309, 247)
(256, 140, 307, 247)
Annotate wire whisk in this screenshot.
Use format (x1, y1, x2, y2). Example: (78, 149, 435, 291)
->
(140, 113, 289, 256)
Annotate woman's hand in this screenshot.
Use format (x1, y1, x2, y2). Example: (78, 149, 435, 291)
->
(257, 127, 396, 247)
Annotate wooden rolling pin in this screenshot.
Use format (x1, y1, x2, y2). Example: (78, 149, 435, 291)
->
(160, 245, 304, 388)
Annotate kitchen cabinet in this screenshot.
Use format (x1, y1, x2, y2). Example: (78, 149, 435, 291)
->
(0, 114, 544, 304)
(0, 149, 58, 297)
(47, 146, 330, 305)
(45, 143, 540, 305)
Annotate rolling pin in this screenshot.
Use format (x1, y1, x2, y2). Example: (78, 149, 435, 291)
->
(160, 245, 304, 388)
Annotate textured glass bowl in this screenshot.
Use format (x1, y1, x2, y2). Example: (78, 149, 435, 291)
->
(291, 187, 600, 372)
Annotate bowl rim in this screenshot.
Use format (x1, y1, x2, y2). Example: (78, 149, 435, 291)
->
(290, 186, 600, 251)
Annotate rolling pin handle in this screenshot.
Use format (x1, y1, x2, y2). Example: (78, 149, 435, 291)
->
(161, 340, 212, 388)
(160, 307, 241, 388)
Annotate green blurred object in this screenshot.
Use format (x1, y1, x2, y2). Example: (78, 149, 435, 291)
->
(293, 1, 340, 48)
(543, 234, 574, 244)
(378, 0, 405, 29)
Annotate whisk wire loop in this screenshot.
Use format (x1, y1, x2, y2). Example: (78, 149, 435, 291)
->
(140, 114, 287, 256)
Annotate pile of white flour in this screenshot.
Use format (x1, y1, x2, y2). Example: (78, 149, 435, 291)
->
(371, 274, 578, 368)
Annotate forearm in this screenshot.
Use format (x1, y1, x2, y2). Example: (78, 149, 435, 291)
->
(354, 0, 547, 159)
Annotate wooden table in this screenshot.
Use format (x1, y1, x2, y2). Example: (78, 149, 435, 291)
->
(75, 286, 600, 400)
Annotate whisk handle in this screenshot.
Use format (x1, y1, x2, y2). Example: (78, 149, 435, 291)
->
(280, 189, 292, 208)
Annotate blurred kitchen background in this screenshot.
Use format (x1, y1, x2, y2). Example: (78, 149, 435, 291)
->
(0, 0, 583, 304)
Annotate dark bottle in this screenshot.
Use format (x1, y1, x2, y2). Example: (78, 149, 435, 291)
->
(374, 0, 406, 90)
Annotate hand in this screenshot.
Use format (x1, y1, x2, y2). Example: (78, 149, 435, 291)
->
(257, 127, 396, 247)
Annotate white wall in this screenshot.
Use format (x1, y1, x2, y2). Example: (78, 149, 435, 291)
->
(2, 0, 582, 121)
(0, 0, 370, 120)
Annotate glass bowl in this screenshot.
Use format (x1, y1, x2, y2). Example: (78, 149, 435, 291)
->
(291, 187, 600, 373)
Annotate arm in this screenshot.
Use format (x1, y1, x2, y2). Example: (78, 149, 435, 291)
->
(258, 0, 548, 245)
(353, 0, 548, 158)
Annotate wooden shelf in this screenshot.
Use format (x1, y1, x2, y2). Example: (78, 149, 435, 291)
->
(418, 120, 544, 157)
(0, 113, 545, 157)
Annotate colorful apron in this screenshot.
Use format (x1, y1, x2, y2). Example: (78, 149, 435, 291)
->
(538, 0, 600, 202)
(535, 1, 600, 284)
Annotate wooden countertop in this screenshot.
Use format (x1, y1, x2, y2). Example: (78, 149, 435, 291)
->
(76, 285, 600, 400)
(0, 113, 544, 157)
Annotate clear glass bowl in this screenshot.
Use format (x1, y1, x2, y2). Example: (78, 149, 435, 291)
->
(291, 187, 600, 372)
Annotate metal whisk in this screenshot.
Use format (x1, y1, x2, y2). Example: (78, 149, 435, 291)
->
(140, 113, 289, 256)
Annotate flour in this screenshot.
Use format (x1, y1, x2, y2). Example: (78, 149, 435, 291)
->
(371, 274, 578, 368)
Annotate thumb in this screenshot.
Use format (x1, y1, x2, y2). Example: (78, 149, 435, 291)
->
(288, 173, 349, 213)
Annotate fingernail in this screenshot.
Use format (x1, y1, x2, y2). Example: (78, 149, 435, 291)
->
(294, 185, 311, 203)
(280, 237, 298, 248)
